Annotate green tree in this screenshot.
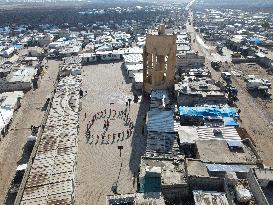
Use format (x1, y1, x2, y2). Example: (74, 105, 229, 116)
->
(261, 21, 270, 29)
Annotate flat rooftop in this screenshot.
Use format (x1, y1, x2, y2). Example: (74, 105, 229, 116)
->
(186, 160, 210, 178)
(140, 157, 187, 187)
(187, 159, 253, 178)
(178, 126, 241, 144)
(254, 168, 273, 181)
(193, 190, 229, 205)
(107, 192, 166, 205)
(196, 140, 257, 164)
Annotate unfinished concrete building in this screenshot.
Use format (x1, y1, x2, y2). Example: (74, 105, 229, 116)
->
(143, 25, 177, 94)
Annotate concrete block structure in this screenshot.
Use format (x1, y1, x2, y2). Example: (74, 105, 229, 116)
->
(143, 25, 177, 94)
(19, 75, 81, 205)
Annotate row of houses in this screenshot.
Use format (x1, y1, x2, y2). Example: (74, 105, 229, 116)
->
(6, 60, 82, 204)
(194, 9, 273, 43)
(193, 8, 273, 69)
(0, 47, 49, 142)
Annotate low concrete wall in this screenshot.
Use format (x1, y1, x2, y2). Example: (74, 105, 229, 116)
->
(188, 176, 224, 192)
(0, 82, 32, 93)
(247, 169, 269, 205)
(223, 179, 236, 205)
(232, 57, 258, 64)
(162, 184, 189, 200)
(13, 76, 59, 205)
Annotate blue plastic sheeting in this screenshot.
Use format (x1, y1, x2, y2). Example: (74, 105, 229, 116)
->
(249, 37, 263, 45)
(179, 106, 238, 118)
(14, 44, 23, 49)
(207, 164, 250, 173)
(224, 117, 238, 126)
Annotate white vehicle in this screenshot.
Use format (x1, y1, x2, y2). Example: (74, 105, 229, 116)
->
(245, 75, 256, 82)
(262, 79, 271, 87)
(2, 47, 15, 57)
(246, 79, 264, 90)
(221, 72, 232, 81)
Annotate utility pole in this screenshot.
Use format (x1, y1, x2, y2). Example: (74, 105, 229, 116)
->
(118, 145, 123, 157)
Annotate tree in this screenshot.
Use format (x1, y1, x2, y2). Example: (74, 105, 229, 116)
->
(261, 21, 270, 29)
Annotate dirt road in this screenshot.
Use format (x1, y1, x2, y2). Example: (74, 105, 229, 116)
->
(0, 60, 60, 204)
(187, 13, 273, 167)
(75, 62, 147, 205)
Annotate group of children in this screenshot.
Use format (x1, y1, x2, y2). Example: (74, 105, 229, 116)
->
(85, 100, 135, 145)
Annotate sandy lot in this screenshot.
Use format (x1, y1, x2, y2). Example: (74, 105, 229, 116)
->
(0, 60, 60, 204)
(223, 63, 273, 167)
(205, 60, 273, 167)
(75, 62, 147, 205)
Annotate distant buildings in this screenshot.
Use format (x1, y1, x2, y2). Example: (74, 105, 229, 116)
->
(0, 2, 272, 205)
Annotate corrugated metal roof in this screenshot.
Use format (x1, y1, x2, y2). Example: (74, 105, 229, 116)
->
(21, 76, 81, 204)
(150, 90, 169, 99)
(123, 53, 143, 63)
(147, 110, 180, 133)
(207, 164, 250, 173)
(146, 132, 179, 156)
(178, 126, 241, 144)
(7, 67, 37, 83)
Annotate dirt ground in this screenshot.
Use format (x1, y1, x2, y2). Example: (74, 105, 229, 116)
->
(222, 63, 273, 167)
(188, 13, 273, 167)
(75, 62, 147, 205)
(206, 60, 273, 167)
(0, 60, 60, 204)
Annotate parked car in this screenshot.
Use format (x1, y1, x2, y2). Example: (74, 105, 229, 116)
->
(246, 79, 264, 90)
(244, 75, 256, 82)
(221, 72, 232, 81)
(262, 79, 271, 87)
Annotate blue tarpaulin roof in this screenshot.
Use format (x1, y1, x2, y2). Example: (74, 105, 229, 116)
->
(223, 117, 239, 126)
(249, 37, 263, 45)
(179, 107, 238, 118)
(14, 44, 23, 49)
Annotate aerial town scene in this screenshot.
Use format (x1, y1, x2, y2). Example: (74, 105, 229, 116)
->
(0, 0, 273, 204)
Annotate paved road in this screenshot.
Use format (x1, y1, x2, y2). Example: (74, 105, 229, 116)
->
(186, 11, 232, 63)
(186, 0, 197, 10)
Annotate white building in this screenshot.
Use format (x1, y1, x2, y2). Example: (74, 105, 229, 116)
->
(177, 51, 205, 68)
(132, 72, 143, 90)
(0, 67, 37, 92)
(79, 53, 97, 64)
(124, 63, 143, 78)
(1, 47, 15, 57)
(0, 91, 24, 137)
(97, 51, 121, 61)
